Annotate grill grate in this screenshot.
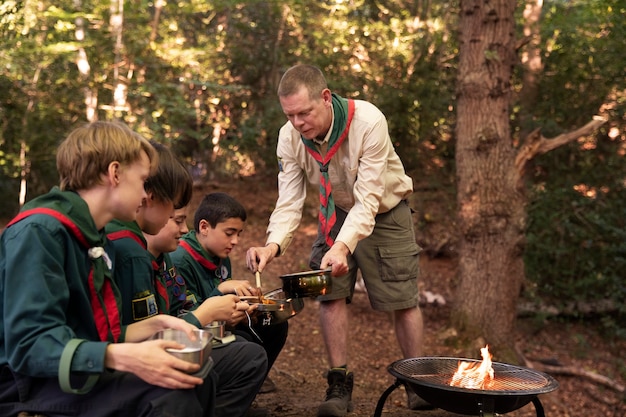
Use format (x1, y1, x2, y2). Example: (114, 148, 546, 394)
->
(391, 357, 557, 395)
(380, 357, 559, 417)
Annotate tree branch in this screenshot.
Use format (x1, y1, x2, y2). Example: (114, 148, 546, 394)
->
(515, 116, 607, 178)
(515, 345, 626, 394)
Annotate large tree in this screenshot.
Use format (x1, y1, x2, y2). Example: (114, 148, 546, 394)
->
(453, 0, 605, 354)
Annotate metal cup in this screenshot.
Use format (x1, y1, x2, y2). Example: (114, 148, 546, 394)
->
(205, 320, 225, 339)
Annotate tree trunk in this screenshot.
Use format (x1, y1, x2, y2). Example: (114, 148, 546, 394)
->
(518, 0, 544, 140)
(453, 0, 524, 348)
(74, 4, 98, 121)
(110, 0, 128, 115)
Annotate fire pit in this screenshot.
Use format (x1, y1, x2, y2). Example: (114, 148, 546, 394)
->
(374, 357, 559, 417)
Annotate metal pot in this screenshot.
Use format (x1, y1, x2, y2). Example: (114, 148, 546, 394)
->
(280, 268, 332, 298)
(250, 288, 305, 326)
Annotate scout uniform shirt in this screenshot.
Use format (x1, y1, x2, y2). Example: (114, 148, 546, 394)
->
(169, 230, 231, 306)
(106, 220, 198, 327)
(0, 187, 122, 378)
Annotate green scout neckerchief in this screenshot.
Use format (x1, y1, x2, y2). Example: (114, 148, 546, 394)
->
(7, 187, 122, 343)
(301, 93, 355, 248)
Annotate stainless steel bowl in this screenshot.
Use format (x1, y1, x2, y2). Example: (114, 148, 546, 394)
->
(151, 328, 213, 370)
(250, 288, 305, 326)
(280, 268, 332, 298)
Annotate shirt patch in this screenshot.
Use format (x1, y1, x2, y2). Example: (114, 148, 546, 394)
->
(132, 293, 158, 321)
(219, 265, 229, 282)
(184, 292, 198, 311)
(164, 266, 186, 301)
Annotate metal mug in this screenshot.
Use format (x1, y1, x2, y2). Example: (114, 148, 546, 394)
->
(205, 320, 225, 339)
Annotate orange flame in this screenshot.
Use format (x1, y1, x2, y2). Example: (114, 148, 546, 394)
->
(450, 345, 494, 389)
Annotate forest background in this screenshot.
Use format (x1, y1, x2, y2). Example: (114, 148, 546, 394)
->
(0, 0, 625, 390)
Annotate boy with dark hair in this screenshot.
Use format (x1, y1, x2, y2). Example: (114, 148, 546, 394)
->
(170, 192, 288, 393)
(0, 121, 215, 416)
(106, 145, 267, 417)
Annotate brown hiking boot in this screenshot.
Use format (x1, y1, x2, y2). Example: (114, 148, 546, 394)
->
(317, 368, 354, 417)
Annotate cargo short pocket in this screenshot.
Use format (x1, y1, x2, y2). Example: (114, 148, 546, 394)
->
(377, 242, 421, 281)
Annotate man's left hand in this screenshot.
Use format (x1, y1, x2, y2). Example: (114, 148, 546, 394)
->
(320, 242, 350, 276)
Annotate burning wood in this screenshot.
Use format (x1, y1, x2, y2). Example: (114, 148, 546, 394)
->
(450, 345, 494, 389)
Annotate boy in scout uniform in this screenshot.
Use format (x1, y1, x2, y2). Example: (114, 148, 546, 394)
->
(169, 192, 288, 394)
(106, 143, 268, 417)
(0, 121, 215, 416)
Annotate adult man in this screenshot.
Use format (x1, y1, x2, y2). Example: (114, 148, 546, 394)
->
(246, 64, 426, 417)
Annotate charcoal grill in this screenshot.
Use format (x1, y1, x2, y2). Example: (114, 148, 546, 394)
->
(374, 357, 559, 417)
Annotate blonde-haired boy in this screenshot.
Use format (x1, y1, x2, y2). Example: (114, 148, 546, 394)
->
(0, 121, 216, 416)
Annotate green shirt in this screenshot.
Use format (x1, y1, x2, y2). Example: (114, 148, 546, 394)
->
(169, 231, 233, 307)
(0, 188, 121, 377)
(106, 220, 199, 327)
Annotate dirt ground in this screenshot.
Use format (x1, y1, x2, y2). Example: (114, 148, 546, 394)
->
(193, 174, 626, 417)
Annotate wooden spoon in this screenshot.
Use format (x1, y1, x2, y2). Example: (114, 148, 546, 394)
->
(255, 271, 265, 303)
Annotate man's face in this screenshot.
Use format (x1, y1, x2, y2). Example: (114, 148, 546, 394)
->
(151, 207, 189, 254)
(198, 217, 244, 259)
(280, 86, 332, 140)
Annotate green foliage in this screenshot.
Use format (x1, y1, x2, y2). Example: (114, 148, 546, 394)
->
(526, 185, 626, 303)
(531, 0, 626, 129)
(519, 0, 626, 339)
(0, 0, 625, 341)
(524, 133, 626, 338)
(1, 0, 459, 195)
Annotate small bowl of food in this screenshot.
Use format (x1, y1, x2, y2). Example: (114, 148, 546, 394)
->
(248, 288, 305, 326)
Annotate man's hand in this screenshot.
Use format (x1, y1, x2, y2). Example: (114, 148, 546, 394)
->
(320, 242, 350, 276)
(246, 243, 279, 273)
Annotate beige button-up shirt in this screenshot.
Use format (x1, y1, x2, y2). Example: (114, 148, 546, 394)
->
(266, 99, 413, 254)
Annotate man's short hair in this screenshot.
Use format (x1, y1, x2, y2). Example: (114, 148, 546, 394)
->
(277, 64, 328, 100)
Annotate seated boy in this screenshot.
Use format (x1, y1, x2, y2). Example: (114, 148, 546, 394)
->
(0, 121, 214, 416)
(105, 143, 267, 416)
(170, 192, 288, 393)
